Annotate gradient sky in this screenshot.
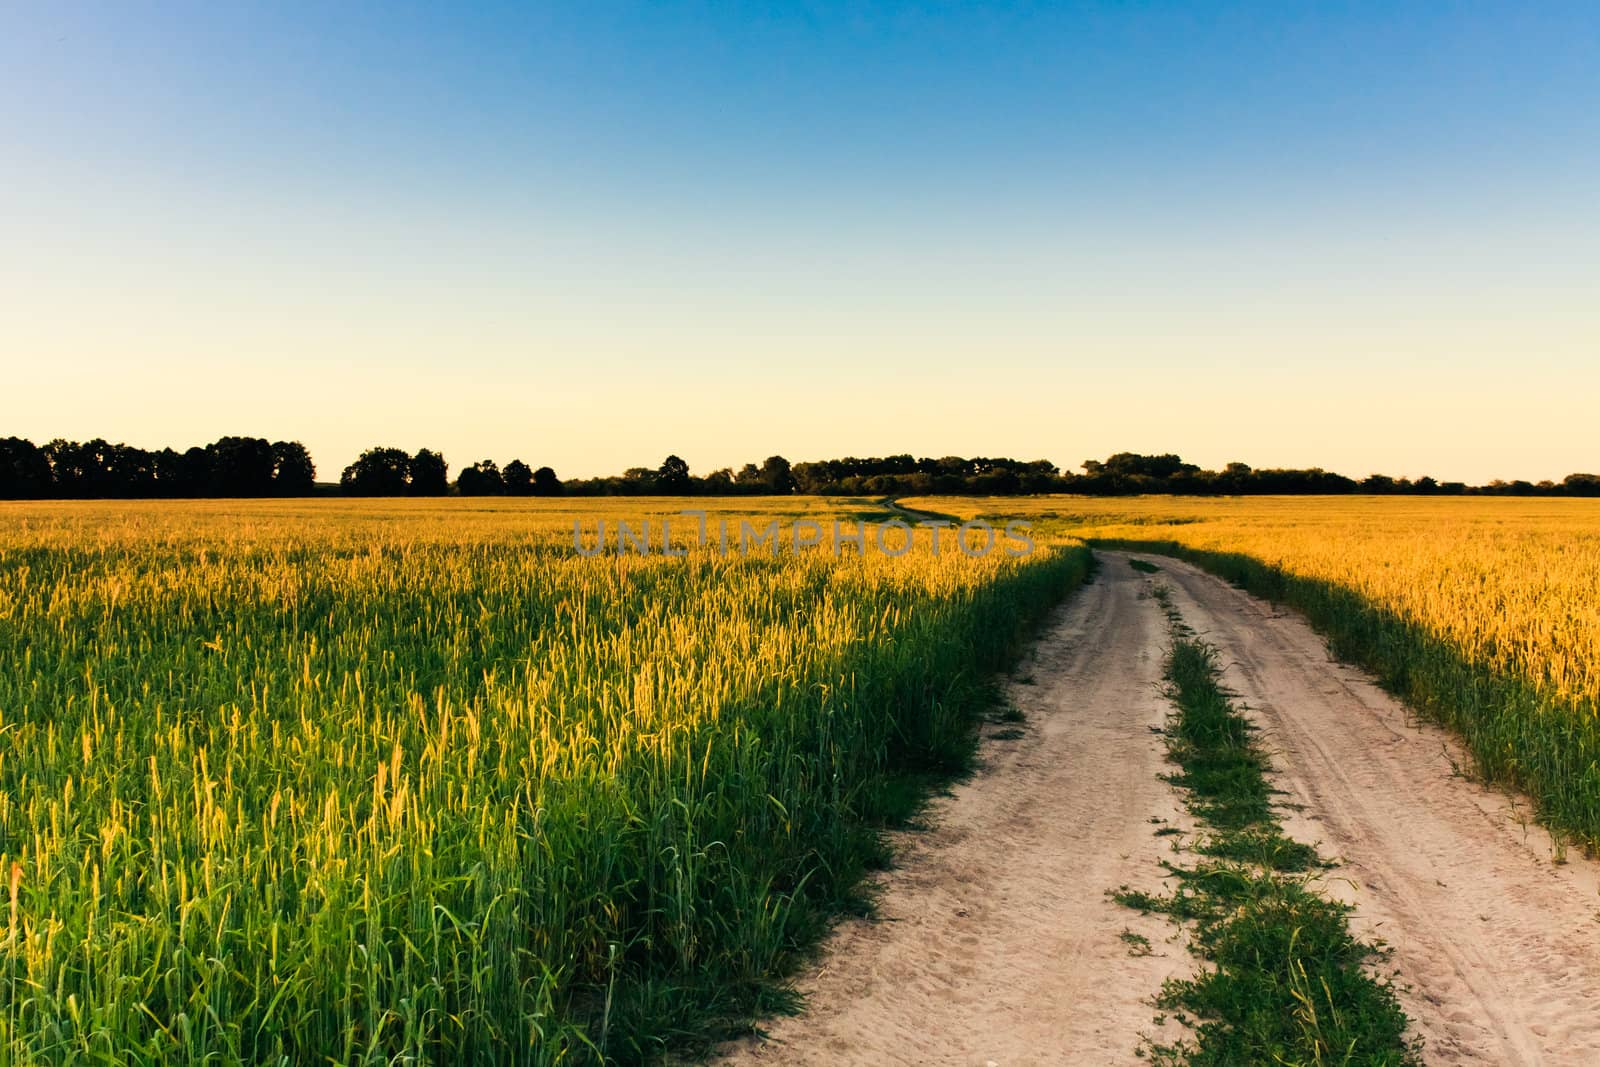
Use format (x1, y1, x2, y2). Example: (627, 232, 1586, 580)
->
(3, 2, 1597, 483)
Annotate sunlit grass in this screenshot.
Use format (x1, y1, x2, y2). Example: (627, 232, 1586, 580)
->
(0, 498, 1089, 1064)
(916, 494, 1600, 845)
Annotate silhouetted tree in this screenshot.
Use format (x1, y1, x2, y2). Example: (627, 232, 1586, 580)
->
(789, 461, 827, 494)
(457, 460, 505, 496)
(0, 438, 52, 498)
(408, 449, 449, 496)
(270, 441, 316, 495)
(176, 447, 213, 495)
(206, 437, 277, 496)
(341, 447, 413, 495)
(1360, 474, 1398, 494)
(149, 446, 212, 496)
(151, 449, 188, 496)
(4, 435, 1584, 500)
(42, 439, 80, 493)
(532, 465, 561, 496)
(111, 443, 157, 496)
(973, 467, 1021, 494)
(758, 455, 794, 494)
(1564, 473, 1600, 497)
(501, 459, 533, 496)
(618, 467, 655, 494)
(657, 454, 692, 494)
(45, 439, 114, 496)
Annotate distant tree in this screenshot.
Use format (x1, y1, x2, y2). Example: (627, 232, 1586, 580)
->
(205, 437, 277, 496)
(1563, 473, 1600, 497)
(49, 438, 152, 497)
(789, 461, 829, 494)
(1100, 452, 1200, 480)
(5, 437, 1562, 500)
(457, 460, 505, 496)
(973, 467, 1021, 494)
(0, 437, 52, 498)
(616, 467, 654, 494)
(341, 447, 413, 495)
(408, 449, 449, 496)
(42, 439, 80, 494)
(1360, 474, 1398, 494)
(149, 446, 206, 496)
(44, 439, 107, 496)
(178, 446, 213, 495)
(531, 465, 562, 496)
(657, 454, 692, 494)
(4, 435, 316, 497)
(148, 448, 187, 497)
(501, 459, 533, 496)
(270, 441, 316, 495)
(1017, 459, 1060, 493)
(758, 455, 794, 494)
(109, 443, 157, 496)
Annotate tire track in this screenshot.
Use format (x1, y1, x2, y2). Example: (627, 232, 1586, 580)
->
(715, 557, 1188, 1065)
(716, 550, 1600, 1065)
(1153, 552, 1600, 1065)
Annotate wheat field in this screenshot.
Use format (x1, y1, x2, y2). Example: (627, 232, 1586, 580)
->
(0, 499, 1088, 1065)
(913, 495, 1600, 844)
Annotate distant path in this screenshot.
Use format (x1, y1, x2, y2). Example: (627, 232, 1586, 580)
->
(877, 496, 956, 524)
(715, 552, 1600, 1065)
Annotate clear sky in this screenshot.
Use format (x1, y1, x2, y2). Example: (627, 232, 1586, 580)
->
(3, 2, 1596, 483)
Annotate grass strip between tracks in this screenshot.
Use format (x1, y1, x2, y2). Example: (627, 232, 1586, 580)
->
(1114, 577, 1417, 1066)
(1093, 536, 1600, 857)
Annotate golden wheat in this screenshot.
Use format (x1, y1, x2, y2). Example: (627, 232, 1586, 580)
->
(0, 497, 1087, 1064)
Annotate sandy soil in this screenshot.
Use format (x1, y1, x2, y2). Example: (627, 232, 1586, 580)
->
(1156, 553, 1600, 1064)
(717, 558, 1193, 1066)
(714, 551, 1600, 1066)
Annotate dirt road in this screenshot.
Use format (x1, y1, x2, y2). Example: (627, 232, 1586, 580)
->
(716, 551, 1600, 1066)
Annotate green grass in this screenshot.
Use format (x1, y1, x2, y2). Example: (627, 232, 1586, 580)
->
(1119, 929, 1154, 957)
(1096, 538, 1600, 853)
(0, 504, 1094, 1065)
(991, 703, 1027, 724)
(1114, 586, 1416, 1066)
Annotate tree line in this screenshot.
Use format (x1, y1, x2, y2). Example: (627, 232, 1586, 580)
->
(2, 437, 1596, 498)
(1051, 453, 1600, 498)
(576, 451, 1600, 497)
(0, 436, 316, 498)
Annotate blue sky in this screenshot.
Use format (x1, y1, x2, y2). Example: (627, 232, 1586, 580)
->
(3, 2, 1597, 482)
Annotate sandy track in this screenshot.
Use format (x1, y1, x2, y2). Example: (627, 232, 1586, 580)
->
(718, 556, 1191, 1065)
(716, 551, 1600, 1066)
(1155, 553, 1600, 1064)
